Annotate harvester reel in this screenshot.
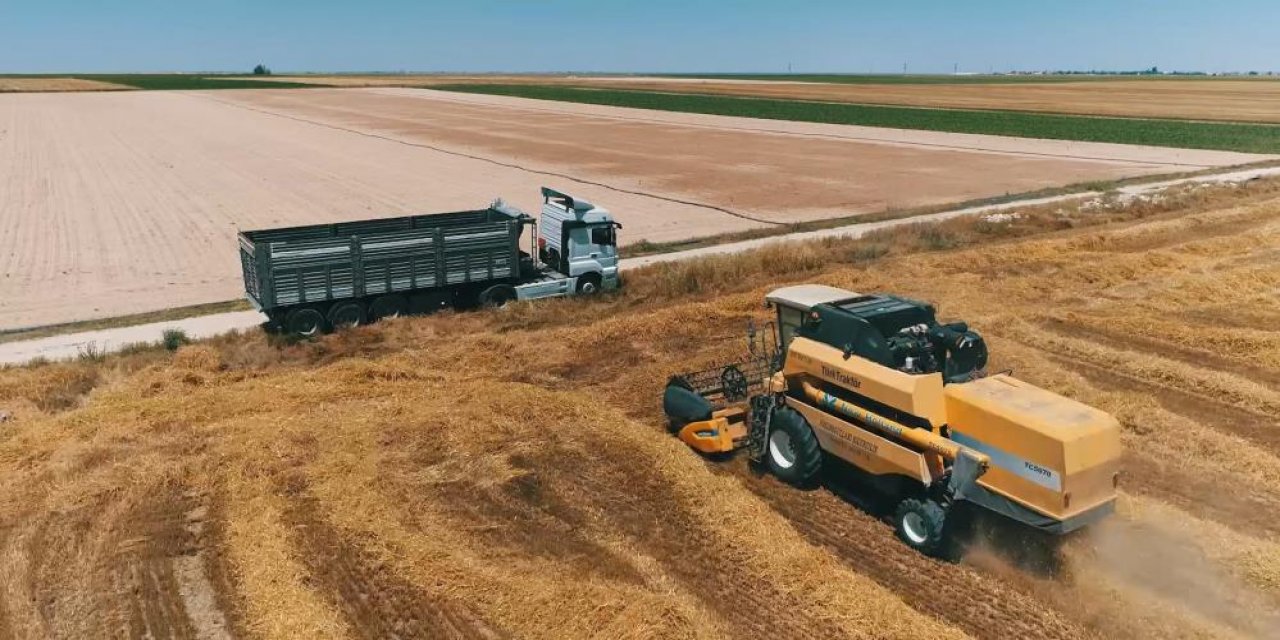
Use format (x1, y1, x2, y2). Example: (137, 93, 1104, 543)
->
(720, 365, 749, 402)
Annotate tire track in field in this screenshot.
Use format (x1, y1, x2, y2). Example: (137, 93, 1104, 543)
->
(730, 466, 1089, 640)
(194, 93, 785, 227)
(286, 496, 507, 640)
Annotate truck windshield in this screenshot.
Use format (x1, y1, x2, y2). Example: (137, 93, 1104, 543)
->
(590, 225, 616, 246)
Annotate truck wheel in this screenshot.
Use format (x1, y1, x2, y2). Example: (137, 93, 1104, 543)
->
(575, 273, 602, 295)
(284, 307, 325, 337)
(369, 294, 407, 321)
(894, 498, 948, 557)
(479, 285, 517, 308)
(327, 301, 365, 329)
(766, 407, 822, 487)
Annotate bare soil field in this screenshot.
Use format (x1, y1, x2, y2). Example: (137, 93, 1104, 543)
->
(0, 77, 131, 92)
(2, 88, 1265, 330)
(267, 75, 1280, 123)
(1, 178, 1277, 638)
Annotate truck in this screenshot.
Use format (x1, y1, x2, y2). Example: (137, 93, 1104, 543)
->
(238, 187, 621, 335)
(663, 284, 1120, 557)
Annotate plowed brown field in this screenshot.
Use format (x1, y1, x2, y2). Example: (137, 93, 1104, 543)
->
(1, 177, 1278, 638)
(2, 88, 1263, 331)
(265, 75, 1280, 123)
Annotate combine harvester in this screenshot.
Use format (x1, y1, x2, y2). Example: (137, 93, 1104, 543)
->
(238, 188, 621, 335)
(663, 285, 1121, 556)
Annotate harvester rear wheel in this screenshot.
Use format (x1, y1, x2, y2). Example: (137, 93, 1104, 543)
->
(894, 498, 948, 557)
(766, 407, 822, 487)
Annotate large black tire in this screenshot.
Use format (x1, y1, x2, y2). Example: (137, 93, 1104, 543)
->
(368, 294, 408, 321)
(327, 300, 366, 330)
(575, 273, 602, 295)
(284, 307, 325, 337)
(478, 284, 517, 308)
(894, 498, 948, 557)
(765, 407, 822, 487)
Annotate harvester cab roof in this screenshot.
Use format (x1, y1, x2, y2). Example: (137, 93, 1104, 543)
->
(767, 285, 988, 383)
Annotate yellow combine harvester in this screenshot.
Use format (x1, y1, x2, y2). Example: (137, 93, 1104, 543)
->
(663, 285, 1121, 556)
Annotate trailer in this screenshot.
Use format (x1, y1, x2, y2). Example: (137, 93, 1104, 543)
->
(238, 187, 621, 335)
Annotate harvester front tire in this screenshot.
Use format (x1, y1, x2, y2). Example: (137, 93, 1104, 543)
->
(766, 407, 822, 487)
(894, 498, 948, 557)
(284, 307, 325, 337)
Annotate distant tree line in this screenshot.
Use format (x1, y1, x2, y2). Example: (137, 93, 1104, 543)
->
(252, 64, 272, 76)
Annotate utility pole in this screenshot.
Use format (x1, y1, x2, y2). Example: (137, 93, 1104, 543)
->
(903, 62, 908, 74)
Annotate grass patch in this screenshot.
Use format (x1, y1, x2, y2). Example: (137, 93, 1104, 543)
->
(0, 299, 250, 344)
(162, 329, 191, 352)
(434, 84, 1280, 154)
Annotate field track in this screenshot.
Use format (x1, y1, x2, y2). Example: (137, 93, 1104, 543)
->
(1, 87, 1267, 330)
(0, 178, 1278, 638)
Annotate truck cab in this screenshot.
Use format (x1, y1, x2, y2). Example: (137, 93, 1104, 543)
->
(538, 187, 621, 293)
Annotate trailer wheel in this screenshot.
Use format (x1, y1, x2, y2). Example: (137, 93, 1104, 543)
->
(894, 498, 948, 556)
(575, 273, 602, 295)
(766, 407, 822, 487)
(284, 307, 325, 337)
(327, 301, 366, 329)
(479, 285, 517, 308)
(369, 294, 407, 321)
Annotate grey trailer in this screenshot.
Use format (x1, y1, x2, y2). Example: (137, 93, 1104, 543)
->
(238, 188, 621, 335)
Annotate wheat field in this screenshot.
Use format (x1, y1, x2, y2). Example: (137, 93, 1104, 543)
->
(0, 177, 1277, 638)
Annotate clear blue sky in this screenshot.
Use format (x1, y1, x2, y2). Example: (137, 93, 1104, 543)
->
(3, 0, 1277, 74)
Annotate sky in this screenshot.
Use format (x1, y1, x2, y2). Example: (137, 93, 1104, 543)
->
(2, 0, 1277, 74)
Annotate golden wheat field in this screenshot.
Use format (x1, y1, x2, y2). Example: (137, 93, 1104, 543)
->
(0, 177, 1278, 639)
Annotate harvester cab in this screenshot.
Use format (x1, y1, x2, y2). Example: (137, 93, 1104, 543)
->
(663, 284, 1121, 557)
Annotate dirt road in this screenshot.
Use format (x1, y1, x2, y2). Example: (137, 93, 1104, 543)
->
(5, 164, 1276, 366)
(3, 88, 1265, 331)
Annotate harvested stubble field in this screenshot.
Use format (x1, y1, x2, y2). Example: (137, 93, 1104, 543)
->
(1, 177, 1278, 638)
(5, 88, 1254, 331)
(0, 77, 131, 92)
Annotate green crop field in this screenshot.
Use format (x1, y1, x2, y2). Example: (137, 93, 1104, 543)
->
(86, 74, 320, 90)
(434, 84, 1280, 154)
(654, 73, 1207, 84)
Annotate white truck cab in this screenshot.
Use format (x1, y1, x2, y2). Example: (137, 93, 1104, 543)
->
(537, 187, 622, 294)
